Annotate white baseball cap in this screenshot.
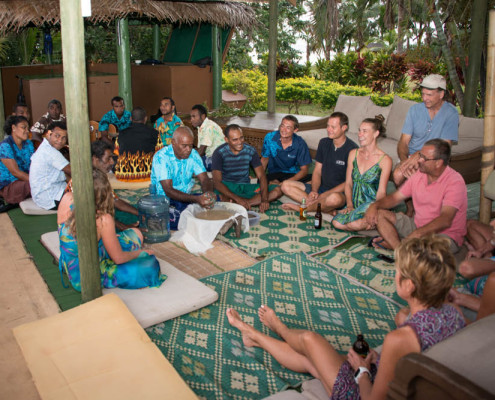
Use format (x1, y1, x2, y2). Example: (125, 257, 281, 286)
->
(420, 74, 446, 90)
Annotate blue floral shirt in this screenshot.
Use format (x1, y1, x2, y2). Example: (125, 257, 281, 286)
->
(154, 114, 183, 147)
(261, 131, 311, 174)
(150, 144, 205, 198)
(0, 136, 34, 189)
(98, 109, 132, 132)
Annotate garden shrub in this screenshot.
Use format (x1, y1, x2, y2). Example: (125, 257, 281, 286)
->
(366, 52, 408, 93)
(223, 69, 268, 110)
(370, 91, 422, 106)
(276, 77, 318, 113)
(314, 52, 373, 86)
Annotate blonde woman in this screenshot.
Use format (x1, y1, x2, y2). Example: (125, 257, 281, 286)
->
(227, 235, 465, 399)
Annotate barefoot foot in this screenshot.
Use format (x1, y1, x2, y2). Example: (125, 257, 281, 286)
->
(226, 308, 259, 348)
(258, 305, 286, 336)
(281, 203, 299, 212)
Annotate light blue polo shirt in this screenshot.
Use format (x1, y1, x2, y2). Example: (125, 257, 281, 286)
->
(402, 101, 459, 154)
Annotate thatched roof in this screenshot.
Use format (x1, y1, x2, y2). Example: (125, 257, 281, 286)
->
(0, 0, 258, 33)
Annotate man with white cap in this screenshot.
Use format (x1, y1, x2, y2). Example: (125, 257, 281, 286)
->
(393, 74, 459, 189)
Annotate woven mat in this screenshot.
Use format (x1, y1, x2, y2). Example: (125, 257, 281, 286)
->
(146, 252, 401, 400)
(315, 240, 469, 305)
(218, 202, 352, 259)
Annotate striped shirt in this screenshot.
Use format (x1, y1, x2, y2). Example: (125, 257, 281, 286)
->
(211, 143, 261, 184)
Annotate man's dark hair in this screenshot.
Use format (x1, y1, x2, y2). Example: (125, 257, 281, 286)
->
(282, 115, 299, 130)
(329, 112, 349, 131)
(91, 140, 114, 159)
(131, 107, 147, 122)
(111, 96, 124, 105)
(224, 124, 242, 138)
(192, 104, 207, 117)
(12, 102, 28, 113)
(48, 99, 62, 109)
(425, 138, 451, 165)
(47, 121, 67, 131)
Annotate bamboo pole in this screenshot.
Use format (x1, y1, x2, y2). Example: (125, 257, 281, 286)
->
(480, 10, 495, 223)
(60, 0, 102, 301)
(152, 24, 161, 61)
(116, 18, 133, 110)
(267, 0, 277, 113)
(211, 25, 222, 109)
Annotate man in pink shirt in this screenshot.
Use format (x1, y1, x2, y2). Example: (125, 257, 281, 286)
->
(365, 138, 467, 253)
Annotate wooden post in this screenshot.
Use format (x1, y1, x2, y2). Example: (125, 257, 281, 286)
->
(267, 0, 277, 113)
(0, 69, 4, 141)
(60, 0, 102, 301)
(116, 18, 133, 110)
(480, 10, 495, 223)
(153, 24, 161, 61)
(211, 25, 222, 109)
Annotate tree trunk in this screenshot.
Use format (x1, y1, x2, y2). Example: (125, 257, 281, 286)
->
(464, 0, 488, 117)
(432, 1, 464, 110)
(397, 0, 405, 53)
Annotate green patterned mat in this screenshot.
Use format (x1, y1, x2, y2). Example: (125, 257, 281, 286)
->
(315, 240, 469, 305)
(219, 201, 352, 259)
(146, 252, 401, 400)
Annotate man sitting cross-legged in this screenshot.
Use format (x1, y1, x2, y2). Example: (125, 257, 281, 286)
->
(260, 114, 312, 184)
(281, 112, 358, 215)
(151, 126, 215, 229)
(212, 124, 281, 213)
(365, 138, 467, 253)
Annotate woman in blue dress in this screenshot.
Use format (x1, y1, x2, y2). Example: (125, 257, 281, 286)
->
(332, 115, 392, 232)
(58, 168, 166, 291)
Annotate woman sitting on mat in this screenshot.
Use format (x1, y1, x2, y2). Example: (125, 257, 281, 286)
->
(332, 115, 392, 232)
(57, 167, 166, 291)
(0, 115, 34, 210)
(227, 234, 465, 400)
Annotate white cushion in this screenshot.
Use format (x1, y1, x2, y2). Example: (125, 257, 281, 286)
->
(335, 95, 371, 135)
(298, 128, 327, 151)
(386, 95, 417, 141)
(40, 231, 218, 328)
(19, 198, 57, 215)
(365, 103, 392, 126)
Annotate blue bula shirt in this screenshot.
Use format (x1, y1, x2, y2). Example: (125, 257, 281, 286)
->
(261, 131, 311, 174)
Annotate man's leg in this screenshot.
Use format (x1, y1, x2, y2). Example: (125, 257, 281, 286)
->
(310, 191, 345, 214)
(0, 180, 31, 204)
(375, 210, 402, 250)
(280, 180, 307, 203)
(465, 219, 493, 252)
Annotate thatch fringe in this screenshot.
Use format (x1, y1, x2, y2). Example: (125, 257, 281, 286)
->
(0, 0, 258, 33)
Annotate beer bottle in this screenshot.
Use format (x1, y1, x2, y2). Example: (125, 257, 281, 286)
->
(299, 198, 307, 221)
(314, 203, 322, 229)
(352, 334, 370, 358)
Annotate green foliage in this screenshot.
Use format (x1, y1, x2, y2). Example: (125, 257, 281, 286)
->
(314, 52, 372, 86)
(222, 69, 268, 110)
(313, 81, 371, 110)
(366, 52, 408, 93)
(209, 101, 256, 118)
(276, 77, 318, 113)
(225, 32, 254, 71)
(370, 91, 422, 106)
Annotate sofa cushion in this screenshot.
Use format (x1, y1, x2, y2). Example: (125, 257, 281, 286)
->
(298, 128, 327, 151)
(365, 102, 392, 126)
(424, 313, 495, 394)
(335, 95, 371, 134)
(452, 115, 484, 156)
(347, 132, 399, 166)
(386, 95, 417, 141)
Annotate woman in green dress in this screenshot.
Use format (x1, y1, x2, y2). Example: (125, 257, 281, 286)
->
(332, 115, 392, 232)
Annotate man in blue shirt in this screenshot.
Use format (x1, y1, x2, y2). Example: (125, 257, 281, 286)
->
(393, 74, 459, 187)
(99, 96, 132, 144)
(261, 115, 312, 184)
(212, 124, 281, 213)
(151, 126, 214, 229)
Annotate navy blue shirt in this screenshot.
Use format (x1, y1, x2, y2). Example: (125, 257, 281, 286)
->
(261, 131, 311, 174)
(211, 143, 261, 183)
(315, 137, 358, 191)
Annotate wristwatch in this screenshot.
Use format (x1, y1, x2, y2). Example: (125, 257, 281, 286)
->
(354, 366, 371, 384)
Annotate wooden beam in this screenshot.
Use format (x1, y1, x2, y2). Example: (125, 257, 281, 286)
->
(116, 18, 133, 110)
(60, 0, 101, 301)
(212, 24, 222, 109)
(152, 24, 161, 60)
(267, 0, 277, 113)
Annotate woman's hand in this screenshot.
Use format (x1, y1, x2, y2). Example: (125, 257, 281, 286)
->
(339, 206, 354, 214)
(347, 348, 374, 371)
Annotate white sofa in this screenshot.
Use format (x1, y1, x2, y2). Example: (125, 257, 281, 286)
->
(297, 95, 484, 184)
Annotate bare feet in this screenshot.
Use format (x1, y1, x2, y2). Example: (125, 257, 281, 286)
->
(258, 305, 286, 336)
(226, 308, 259, 348)
(281, 203, 299, 211)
